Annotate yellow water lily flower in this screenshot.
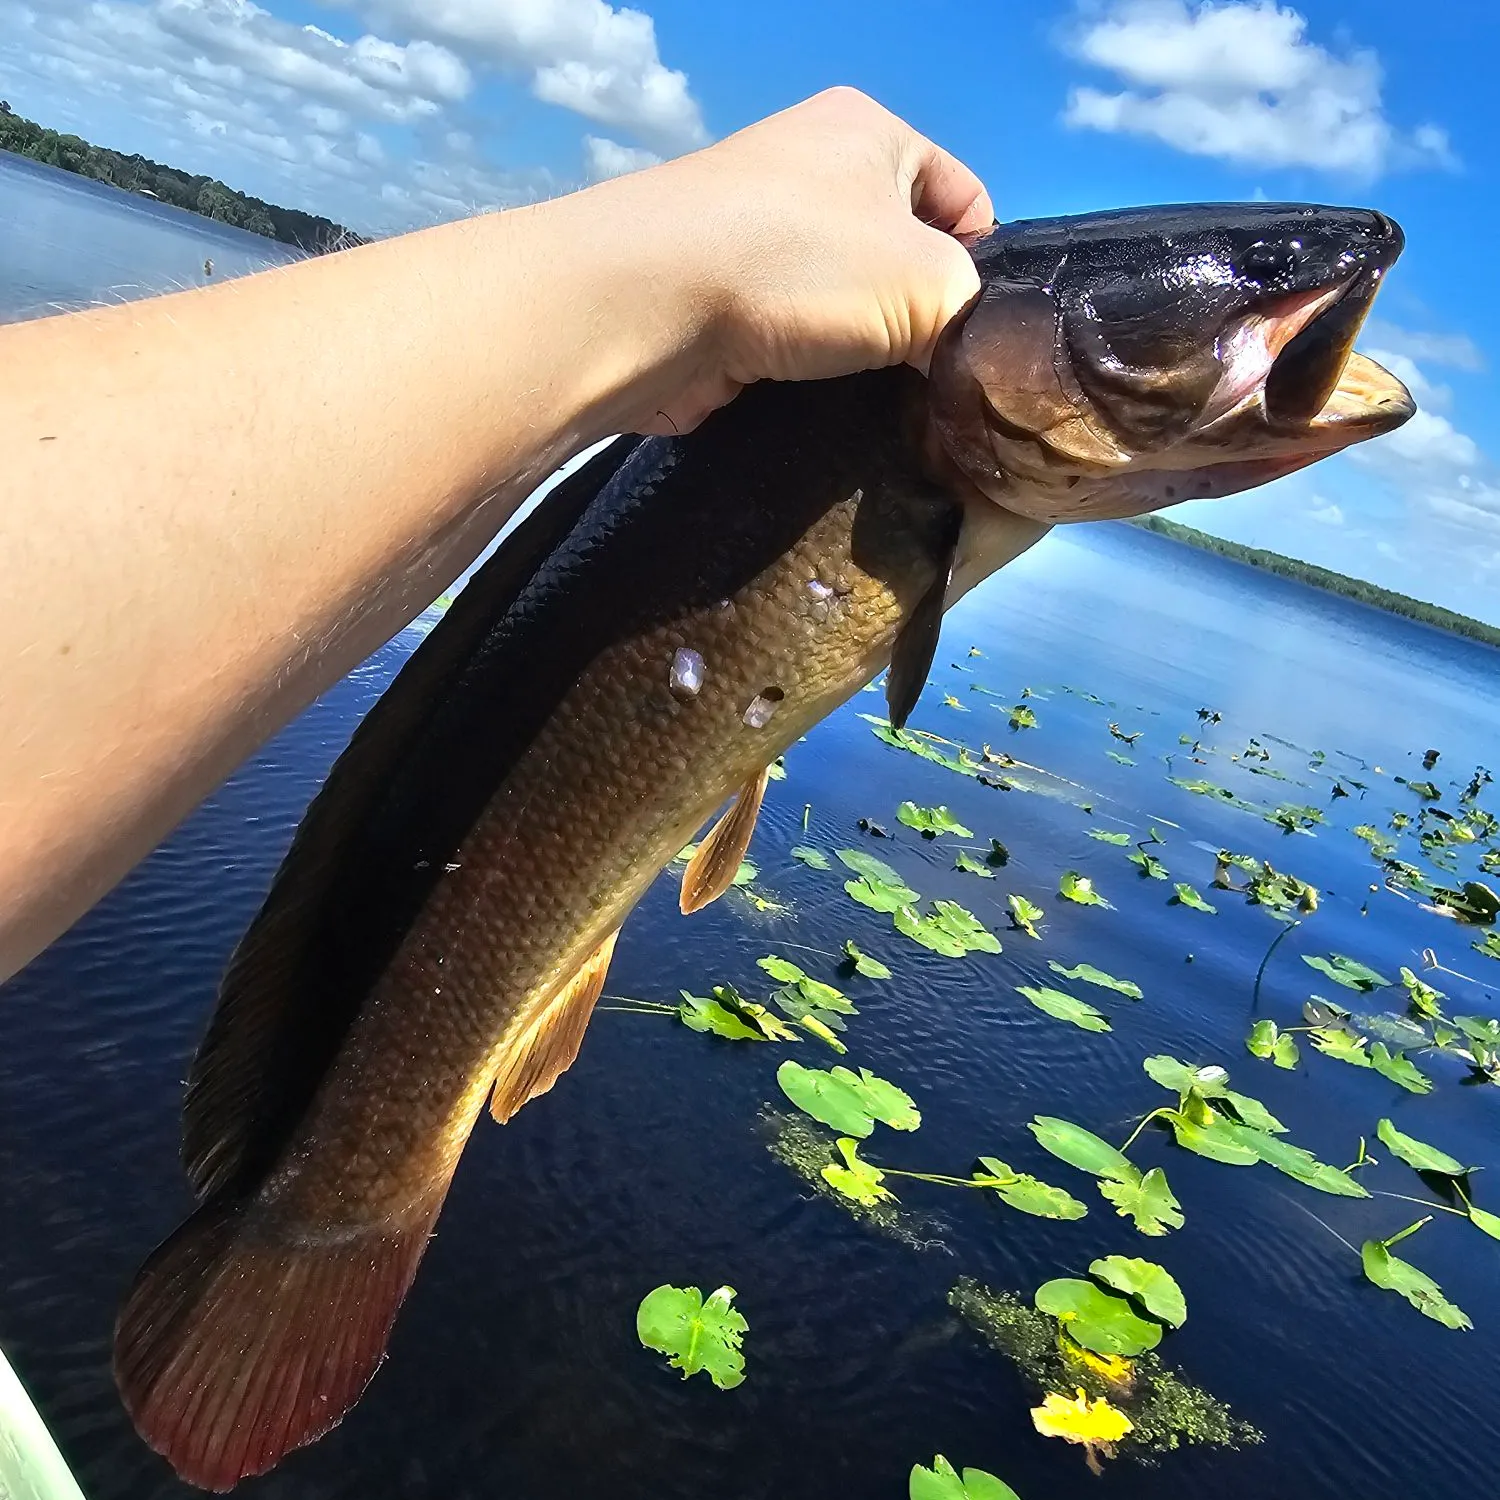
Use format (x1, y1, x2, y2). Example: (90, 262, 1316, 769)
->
(1031, 1387, 1134, 1472)
(1058, 1332, 1135, 1386)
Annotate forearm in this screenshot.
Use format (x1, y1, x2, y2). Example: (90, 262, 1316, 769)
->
(0, 174, 715, 979)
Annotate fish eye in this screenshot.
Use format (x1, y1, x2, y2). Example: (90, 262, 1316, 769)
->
(1241, 238, 1301, 286)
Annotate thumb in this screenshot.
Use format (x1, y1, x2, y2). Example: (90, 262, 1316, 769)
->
(902, 223, 982, 376)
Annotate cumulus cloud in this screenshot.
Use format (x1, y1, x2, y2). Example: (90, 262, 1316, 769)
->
(1361, 320, 1485, 375)
(324, 0, 708, 151)
(0, 0, 702, 232)
(583, 134, 661, 180)
(1061, 1, 1455, 177)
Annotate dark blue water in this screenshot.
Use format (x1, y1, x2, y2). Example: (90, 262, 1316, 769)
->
(4, 154, 1499, 1500)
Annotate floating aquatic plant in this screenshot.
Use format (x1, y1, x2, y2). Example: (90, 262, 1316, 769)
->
(636, 1284, 748, 1389)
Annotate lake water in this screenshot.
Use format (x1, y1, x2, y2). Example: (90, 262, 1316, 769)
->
(4, 152, 1499, 1500)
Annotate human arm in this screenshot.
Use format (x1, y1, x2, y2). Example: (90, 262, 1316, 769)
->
(0, 87, 992, 979)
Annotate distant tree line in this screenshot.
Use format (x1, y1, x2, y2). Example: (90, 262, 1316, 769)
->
(0, 100, 364, 252)
(1131, 513, 1500, 650)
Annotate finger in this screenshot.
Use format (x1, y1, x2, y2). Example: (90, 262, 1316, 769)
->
(903, 134, 995, 236)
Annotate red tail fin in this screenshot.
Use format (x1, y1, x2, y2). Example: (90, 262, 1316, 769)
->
(113, 1193, 440, 1490)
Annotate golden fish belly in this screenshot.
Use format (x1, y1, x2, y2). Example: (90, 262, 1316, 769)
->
(261, 490, 938, 1224)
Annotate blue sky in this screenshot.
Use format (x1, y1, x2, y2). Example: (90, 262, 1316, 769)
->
(2, 1, 1495, 622)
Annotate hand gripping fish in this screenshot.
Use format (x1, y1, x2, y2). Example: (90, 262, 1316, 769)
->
(113, 203, 1414, 1487)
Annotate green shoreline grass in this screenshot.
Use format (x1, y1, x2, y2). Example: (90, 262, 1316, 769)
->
(1127, 514, 1500, 649)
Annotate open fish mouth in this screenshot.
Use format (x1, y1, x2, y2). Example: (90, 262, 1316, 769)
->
(930, 202, 1417, 523)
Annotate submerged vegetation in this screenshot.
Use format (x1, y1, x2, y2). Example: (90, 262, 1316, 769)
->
(616, 636, 1498, 1488)
(0, 100, 360, 250)
(1131, 514, 1500, 648)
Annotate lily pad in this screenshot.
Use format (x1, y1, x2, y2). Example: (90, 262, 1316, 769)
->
(1059, 871, 1113, 908)
(846, 871, 921, 914)
(901, 901, 1003, 957)
(756, 957, 854, 1012)
(1172, 883, 1217, 913)
(1375, 1118, 1467, 1176)
(1009, 704, 1038, 730)
(1164, 1110, 1261, 1165)
(1128, 850, 1170, 880)
(1142, 1056, 1230, 1098)
(1310, 1028, 1372, 1067)
(1017, 985, 1111, 1032)
(1369, 1043, 1432, 1095)
(1361, 1240, 1471, 1330)
(1245, 1019, 1299, 1069)
(973, 1158, 1089, 1220)
(1008, 893, 1044, 938)
(1099, 1167, 1185, 1236)
(1302, 953, 1392, 992)
(898, 802, 974, 839)
(1107, 750, 1137, 766)
(909, 1456, 1020, 1500)
(955, 851, 996, 878)
(1048, 961, 1142, 1000)
(1475, 931, 1500, 962)
(791, 845, 831, 870)
(822, 1137, 895, 1205)
(1089, 1256, 1186, 1327)
(842, 939, 891, 980)
(1088, 829, 1131, 845)
(1029, 1117, 1136, 1182)
(776, 1061, 920, 1138)
(1034, 1279, 1162, 1357)
(636, 1284, 748, 1388)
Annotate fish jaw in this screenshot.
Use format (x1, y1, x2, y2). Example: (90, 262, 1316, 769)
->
(931, 201, 1415, 525)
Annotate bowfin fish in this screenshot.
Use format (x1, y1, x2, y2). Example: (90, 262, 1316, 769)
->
(114, 202, 1413, 1489)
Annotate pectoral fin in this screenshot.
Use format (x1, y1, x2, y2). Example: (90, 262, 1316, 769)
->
(489, 928, 619, 1124)
(680, 769, 771, 915)
(885, 512, 961, 730)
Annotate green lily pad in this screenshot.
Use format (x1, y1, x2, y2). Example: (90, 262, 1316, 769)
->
(1375, 1118, 1467, 1176)
(791, 845, 831, 870)
(1310, 1028, 1372, 1067)
(1034, 1278, 1163, 1357)
(1088, 829, 1132, 845)
(1465, 1201, 1500, 1240)
(1098, 1166, 1184, 1236)
(1142, 1055, 1230, 1098)
(1089, 1256, 1186, 1327)
(1029, 1116, 1136, 1182)
(1474, 931, 1500, 961)
(1302, 953, 1392, 992)
(1245, 1019, 1300, 1069)
(909, 1455, 1020, 1500)
(1107, 750, 1137, 765)
(1168, 776, 1257, 812)
(756, 957, 855, 1013)
(776, 1061, 920, 1138)
(1008, 704, 1038, 730)
(677, 993, 767, 1041)
(973, 1158, 1089, 1220)
(1129, 850, 1170, 880)
(636, 1284, 749, 1388)
(1369, 1043, 1432, 1094)
(1223, 1125, 1369, 1196)
(898, 802, 974, 839)
(1007, 893, 1044, 938)
(1361, 1240, 1471, 1330)
(1172, 882, 1217, 913)
(842, 939, 891, 979)
(1048, 960, 1142, 1000)
(1059, 870, 1113, 908)
(1017, 985, 1111, 1032)
(954, 851, 996, 878)
(822, 1137, 894, 1205)
(846, 873, 921, 913)
(896, 901, 1003, 957)
(1165, 1110, 1261, 1165)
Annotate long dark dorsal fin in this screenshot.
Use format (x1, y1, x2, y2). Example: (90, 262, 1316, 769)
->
(182, 437, 642, 1199)
(884, 510, 962, 730)
(679, 768, 771, 915)
(489, 928, 619, 1124)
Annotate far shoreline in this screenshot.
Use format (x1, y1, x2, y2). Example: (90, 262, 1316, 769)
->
(1127, 513, 1500, 650)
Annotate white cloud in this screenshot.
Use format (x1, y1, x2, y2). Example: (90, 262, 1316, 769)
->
(1361, 320, 1485, 374)
(0, 0, 702, 232)
(324, 0, 708, 151)
(1308, 497, 1344, 526)
(1061, 1, 1455, 177)
(583, 134, 660, 180)
(0, 0, 559, 231)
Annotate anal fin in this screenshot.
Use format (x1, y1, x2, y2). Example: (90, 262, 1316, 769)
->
(679, 768, 770, 915)
(489, 928, 618, 1124)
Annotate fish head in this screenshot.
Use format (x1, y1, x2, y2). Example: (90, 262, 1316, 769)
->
(930, 203, 1415, 522)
